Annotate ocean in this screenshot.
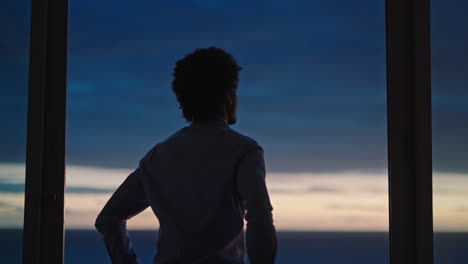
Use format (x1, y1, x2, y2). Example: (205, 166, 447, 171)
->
(1, 230, 467, 263)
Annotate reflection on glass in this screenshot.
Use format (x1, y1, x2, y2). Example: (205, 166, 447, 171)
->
(67, 1, 388, 263)
(0, 1, 31, 263)
(432, 1, 468, 263)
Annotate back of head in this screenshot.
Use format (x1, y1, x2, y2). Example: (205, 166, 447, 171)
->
(171, 47, 242, 122)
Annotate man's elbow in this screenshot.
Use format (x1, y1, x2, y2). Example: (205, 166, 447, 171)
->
(95, 214, 126, 236)
(247, 220, 276, 236)
(246, 210, 275, 228)
(95, 212, 110, 234)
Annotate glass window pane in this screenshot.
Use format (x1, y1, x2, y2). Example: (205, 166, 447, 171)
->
(0, 1, 31, 263)
(67, 1, 388, 263)
(432, 1, 468, 263)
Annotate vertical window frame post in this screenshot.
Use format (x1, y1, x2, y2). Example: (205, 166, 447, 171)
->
(23, 0, 69, 263)
(386, 0, 434, 264)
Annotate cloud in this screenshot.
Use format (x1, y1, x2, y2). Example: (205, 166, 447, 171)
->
(0, 183, 114, 194)
(306, 186, 343, 193)
(456, 206, 468, 213)
(0, 201, 14, 208)
(0, 200, 23, 216)
(434, 187, 468, 195)
(0, 183, 24, 193)
(66, 186, 115, 194)
(328, 203, 384, 212)
(270, 185, 344, 194)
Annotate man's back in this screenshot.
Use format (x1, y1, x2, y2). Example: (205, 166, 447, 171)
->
(95, 47, 276, 264)
(96, 119, 277, 264)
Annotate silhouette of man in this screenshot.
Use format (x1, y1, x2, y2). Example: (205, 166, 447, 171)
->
(95, 47, 277, 264)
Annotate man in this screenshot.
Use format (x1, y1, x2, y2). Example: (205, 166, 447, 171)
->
(95, 47, 277, 264)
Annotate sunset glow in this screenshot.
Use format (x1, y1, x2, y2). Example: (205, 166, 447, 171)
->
(1, 163, 467, 231)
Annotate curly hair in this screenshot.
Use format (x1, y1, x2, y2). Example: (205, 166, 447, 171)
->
(172, 47, 242, 122)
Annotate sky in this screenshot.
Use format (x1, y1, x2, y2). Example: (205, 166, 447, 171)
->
(1, 0, 467, 231)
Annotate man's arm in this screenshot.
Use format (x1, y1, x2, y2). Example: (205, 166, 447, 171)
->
(95, 169, 149, 264)
(236, 144, 277, 264)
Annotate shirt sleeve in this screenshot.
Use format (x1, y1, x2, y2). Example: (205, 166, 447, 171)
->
(95, 167, 149, 264)
(236, 144, 277, 264)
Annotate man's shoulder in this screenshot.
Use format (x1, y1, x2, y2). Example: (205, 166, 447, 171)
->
(164, 126, 189, 142)
(150, 125, 261, 154)
(225, 127, 261, 149)
(152, 127, 189, 149)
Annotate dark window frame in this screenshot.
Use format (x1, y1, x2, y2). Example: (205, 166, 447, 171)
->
(22, 0, 68, 263)
(386, 0, 433, 263)
(22, 0, 434, 263)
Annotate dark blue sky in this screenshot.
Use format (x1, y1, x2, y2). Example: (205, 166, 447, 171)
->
(1, 0, 467, 173)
